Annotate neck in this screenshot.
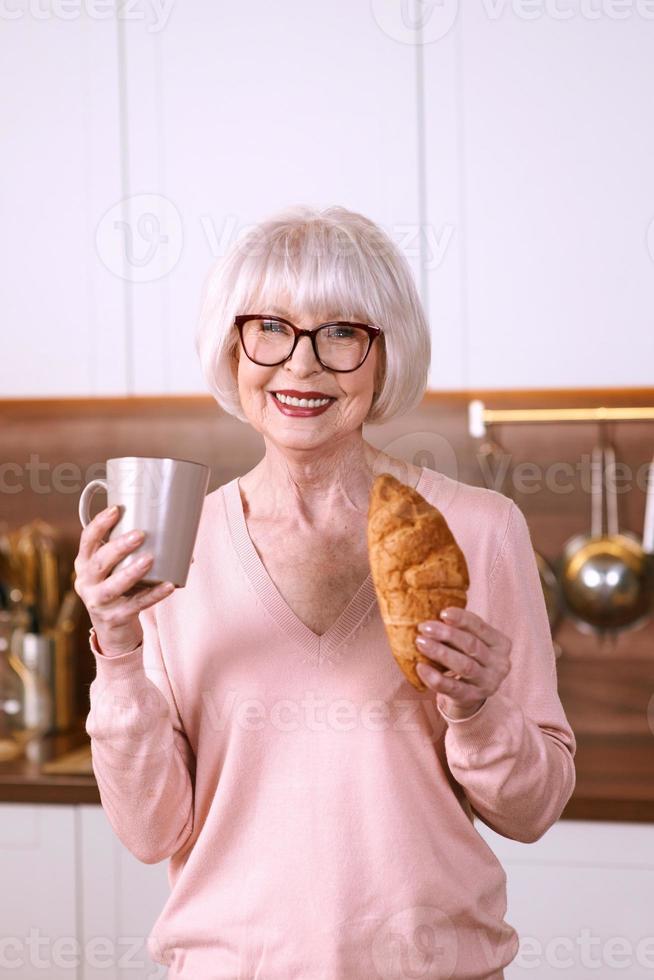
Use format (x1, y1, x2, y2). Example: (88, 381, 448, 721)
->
(244, 432, 387, 531)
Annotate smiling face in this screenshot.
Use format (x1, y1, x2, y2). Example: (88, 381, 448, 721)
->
(232, 299, 384, 450)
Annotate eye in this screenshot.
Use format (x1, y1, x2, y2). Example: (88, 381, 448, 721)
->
(324, 324, 361, 341)
(260, 318, 285, 333)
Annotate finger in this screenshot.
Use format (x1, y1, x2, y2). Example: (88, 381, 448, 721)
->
(93, 529, 147, 581)
(78, 506, 120, 563)
(124, 580, 175, 610)
(95, 554, 154, 604)
(417, 620, 489, 667)
(95, 579, 175, 625)
(426, 606, 506, 650)
(416, 661, 481, 701)
(415, 636, 484, 684)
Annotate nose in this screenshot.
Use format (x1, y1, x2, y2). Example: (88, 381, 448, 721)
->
(287, 334, 322, 374)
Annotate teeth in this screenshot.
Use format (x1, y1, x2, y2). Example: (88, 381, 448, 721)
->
(274, 393, 332, 408)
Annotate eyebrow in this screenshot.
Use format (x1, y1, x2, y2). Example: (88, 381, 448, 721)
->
(264, 305, 357, 322)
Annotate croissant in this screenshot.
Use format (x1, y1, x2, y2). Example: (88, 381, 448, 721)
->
(367, 472, 469, 691)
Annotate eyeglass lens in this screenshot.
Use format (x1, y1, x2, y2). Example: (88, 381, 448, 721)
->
(242, 318, 370, 371)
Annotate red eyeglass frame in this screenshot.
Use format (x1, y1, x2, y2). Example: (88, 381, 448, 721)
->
(234, 314, 382, 373)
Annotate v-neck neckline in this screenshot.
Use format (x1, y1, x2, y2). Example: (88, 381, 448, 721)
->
(222, 466, 435, 663)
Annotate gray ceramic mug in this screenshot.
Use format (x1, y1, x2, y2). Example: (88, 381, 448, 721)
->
(78, 456, 210, 590)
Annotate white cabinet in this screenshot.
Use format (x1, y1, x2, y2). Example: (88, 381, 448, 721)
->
(120, 0, 423, 394)
(477, 818, 654, 979)
(424, 9, 654, 391)
(1, 12, 125, 397)
(0, 803, 78, 979)
(0, 803, 169, 979)
(1, 802, 653, 980)
(5, 8, 654, 397)
(421, 11, 467, 392)
(78, 805, 170, 979)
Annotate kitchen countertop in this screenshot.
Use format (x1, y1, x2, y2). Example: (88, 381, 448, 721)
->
(0, 727, 100, 804)
(1, 728, 653, 820)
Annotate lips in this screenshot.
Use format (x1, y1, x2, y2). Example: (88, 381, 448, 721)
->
(271, 390, 336, 399)
(269, 392, 335, 417)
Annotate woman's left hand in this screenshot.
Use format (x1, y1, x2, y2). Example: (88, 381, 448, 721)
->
(415, 607, 511, 720)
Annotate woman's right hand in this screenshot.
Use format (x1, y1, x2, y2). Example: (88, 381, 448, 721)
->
(73, 505, 175, 657)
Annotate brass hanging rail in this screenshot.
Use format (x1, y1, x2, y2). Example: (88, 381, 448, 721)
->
(468, 399, 654, 438)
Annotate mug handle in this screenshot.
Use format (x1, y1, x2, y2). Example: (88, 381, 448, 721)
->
(78, 479, 109, 528)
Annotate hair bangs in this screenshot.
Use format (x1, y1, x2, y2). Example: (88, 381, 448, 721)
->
(236, 223, 390, 329)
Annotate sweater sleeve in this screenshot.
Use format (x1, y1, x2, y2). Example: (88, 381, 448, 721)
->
(84, 604, 196, 864)
(438, 499, 576, 844)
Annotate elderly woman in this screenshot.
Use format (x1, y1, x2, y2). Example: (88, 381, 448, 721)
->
(78, 205, 576, 980)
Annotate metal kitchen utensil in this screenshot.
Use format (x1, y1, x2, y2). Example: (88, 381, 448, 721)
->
(11, 524, 40, 631)
(51, 576, 83, 732)
(0, 606, 50, 762)
(8, 520, 62, 633)
(643, 455, 654, 557)
(558, 442, 654, 638)
(17, 631, 56, 735)
(478, 432, 564, 645)
(29, 519, 62, 631)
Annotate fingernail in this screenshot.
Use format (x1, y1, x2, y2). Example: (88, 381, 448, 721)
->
(441, 609, 454, 620)
(418, 622, 437, 635)
(127, 529, 145, 542)
(107, 505, 119, 516)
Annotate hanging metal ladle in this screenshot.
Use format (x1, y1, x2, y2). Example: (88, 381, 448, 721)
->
(558, 440, 654, 640)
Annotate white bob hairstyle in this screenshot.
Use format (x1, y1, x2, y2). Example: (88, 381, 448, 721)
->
(195, 204, 431, 426)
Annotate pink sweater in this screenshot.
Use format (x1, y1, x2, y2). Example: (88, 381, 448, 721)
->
(85, 465, 576, 980)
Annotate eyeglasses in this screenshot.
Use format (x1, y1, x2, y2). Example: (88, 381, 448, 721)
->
(234, 315, 382, 373)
